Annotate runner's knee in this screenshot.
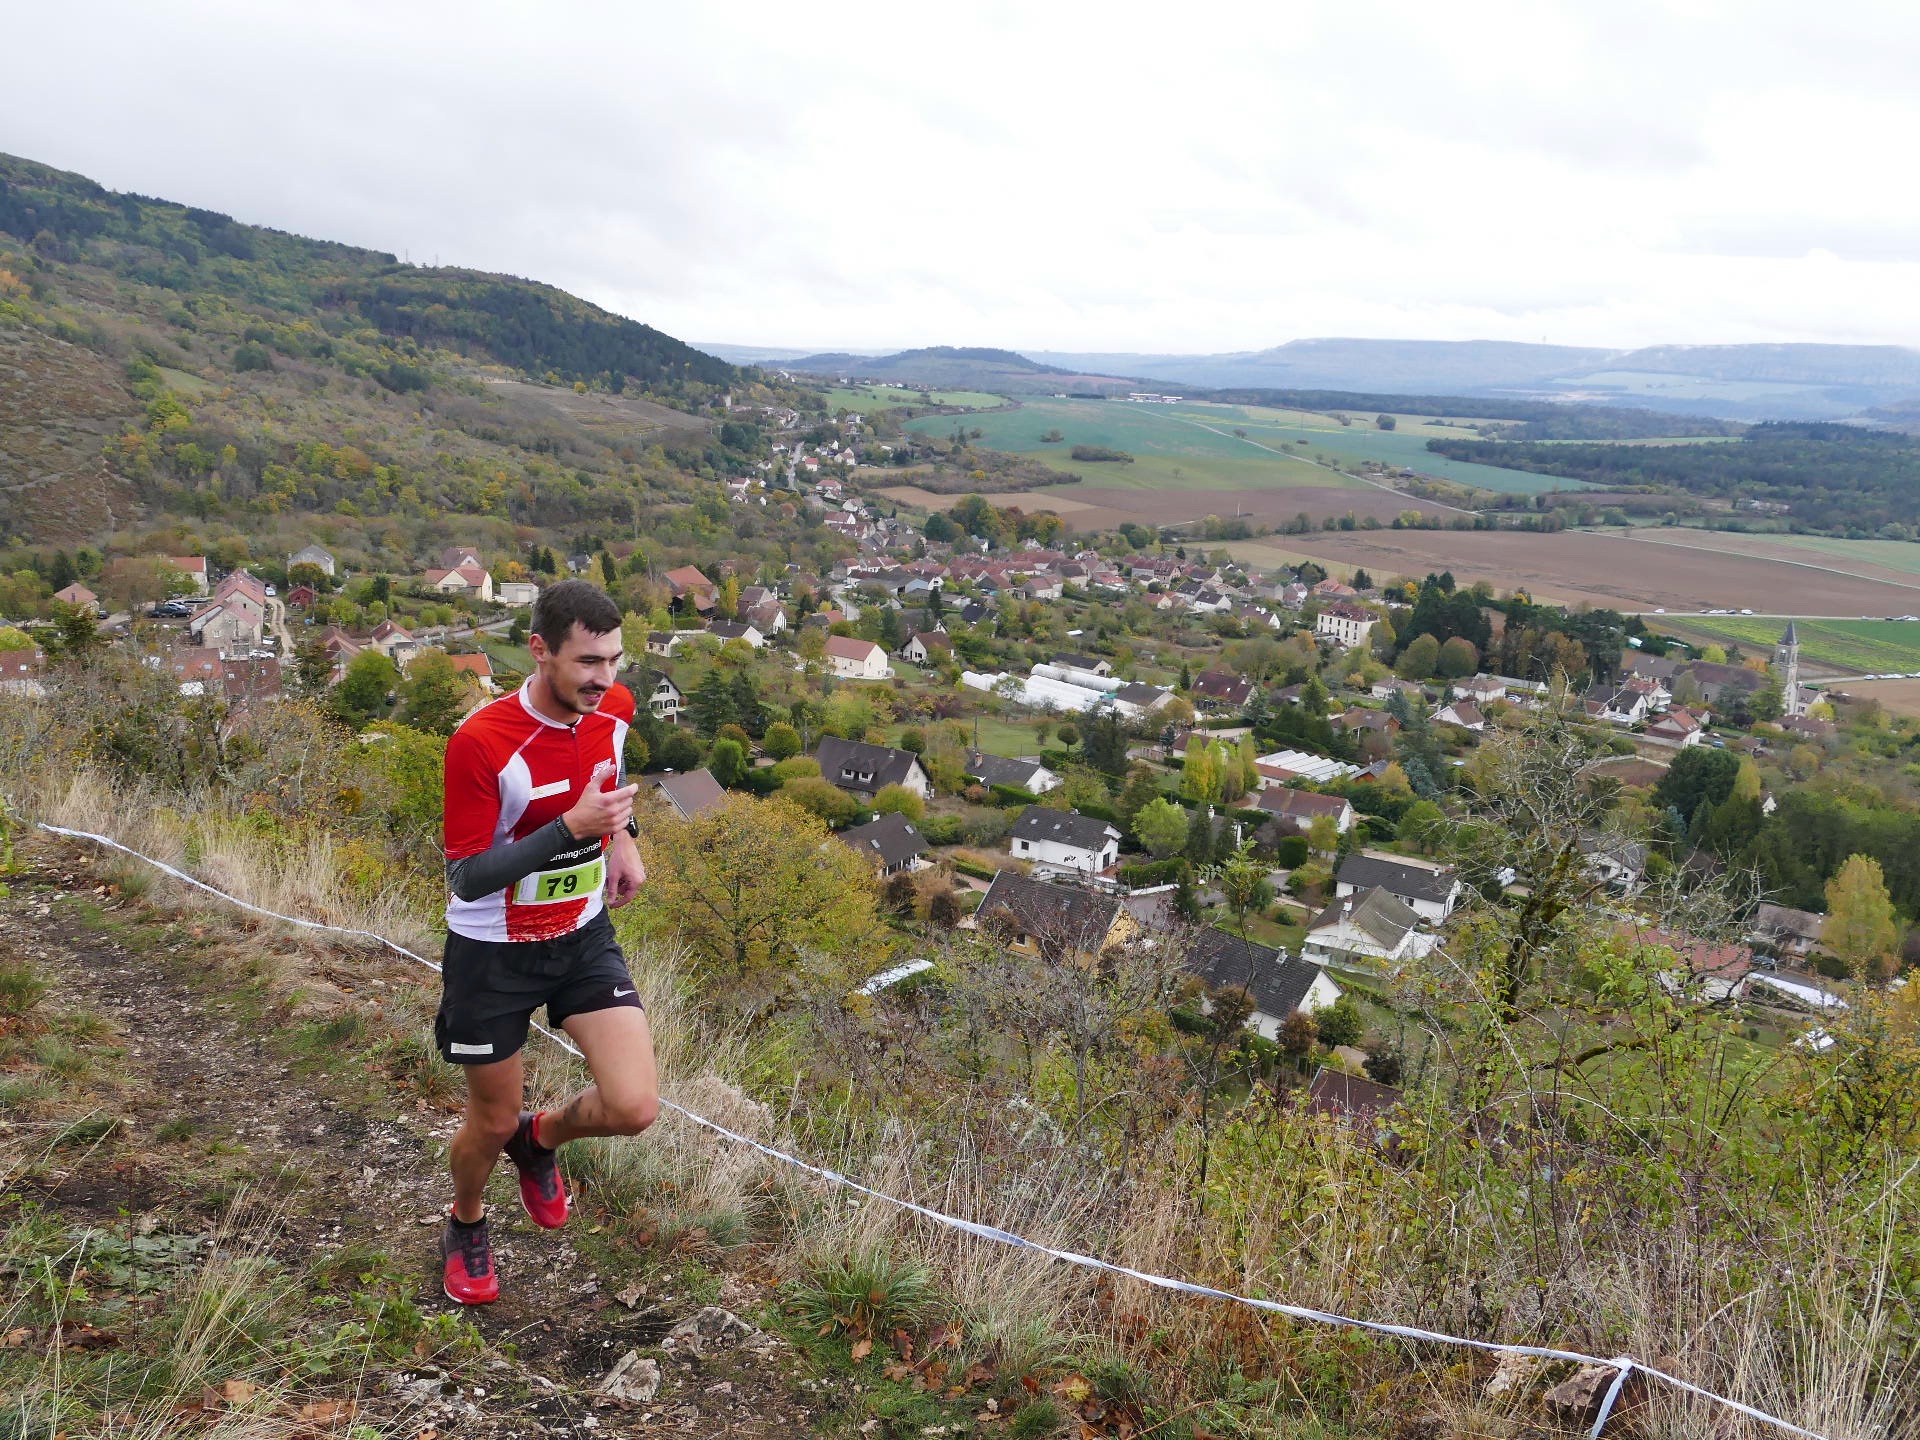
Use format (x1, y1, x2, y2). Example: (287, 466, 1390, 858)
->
(464, 1106, 521, 1148)
(603, 1093, 658, 1136)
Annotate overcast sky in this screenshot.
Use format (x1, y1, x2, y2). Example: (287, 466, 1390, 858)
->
(7, 1, 1919, 354)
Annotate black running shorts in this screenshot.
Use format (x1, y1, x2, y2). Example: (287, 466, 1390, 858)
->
(435, 911, 643, 1065)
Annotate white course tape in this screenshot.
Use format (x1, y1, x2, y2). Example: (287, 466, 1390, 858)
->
(36, 821, 1830, 1440)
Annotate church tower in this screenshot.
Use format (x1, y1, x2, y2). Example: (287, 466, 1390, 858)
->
(1777, 622, 1804, 718)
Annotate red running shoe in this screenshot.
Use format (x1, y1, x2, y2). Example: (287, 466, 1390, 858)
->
(441, 1213, 498, 1305)
(503, 1111, 568, 1230)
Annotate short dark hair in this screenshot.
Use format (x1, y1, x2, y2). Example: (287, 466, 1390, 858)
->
(531, 579, 622, 653)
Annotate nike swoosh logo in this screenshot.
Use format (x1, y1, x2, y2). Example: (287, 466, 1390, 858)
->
(613, 988, 634, 997)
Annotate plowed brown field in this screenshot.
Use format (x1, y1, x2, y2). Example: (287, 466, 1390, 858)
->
(1222, 529, 1920, 614)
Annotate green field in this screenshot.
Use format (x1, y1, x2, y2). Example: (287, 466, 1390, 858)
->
(1665, 617, 1920, 675)
(907, 397, 1360, 493)
(823, 385, 1006, 413)
(1187, 401, 1575, 494)
(908, 397, 1568, 496)
(1703, 533, 1920, 579)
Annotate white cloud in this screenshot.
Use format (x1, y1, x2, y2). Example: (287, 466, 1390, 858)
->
(5, 0, 1918, 353)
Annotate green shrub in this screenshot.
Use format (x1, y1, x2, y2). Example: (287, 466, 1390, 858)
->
(919, 814, 963, 845)
(0, 958, 48, 1019)
(952, 855, 998, 881)
(788, 1247, 932, 1341)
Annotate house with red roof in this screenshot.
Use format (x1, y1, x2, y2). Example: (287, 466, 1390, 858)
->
(824, 635, 891, 680)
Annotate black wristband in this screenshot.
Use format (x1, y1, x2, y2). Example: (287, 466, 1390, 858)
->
(624, 816, 640, 839)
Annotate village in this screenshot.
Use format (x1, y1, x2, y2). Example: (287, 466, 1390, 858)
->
(5, 400, 1880, 1114)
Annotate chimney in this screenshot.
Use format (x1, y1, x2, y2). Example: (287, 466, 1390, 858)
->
(1342, 900, 1352, 918)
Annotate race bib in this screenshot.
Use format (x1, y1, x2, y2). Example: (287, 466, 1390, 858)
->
(515, 856, 605, 905)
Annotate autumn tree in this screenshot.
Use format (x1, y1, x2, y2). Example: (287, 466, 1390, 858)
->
(709, 736, 748, 788)
(1396, 633, 1441, 680)
(333, 649, 400, 726)
(872, 783, 925, 821)
(1436, 636, 1479, 679)
(634, 794, 882, 1011)
(398, 650, 480, 736)
(1826, 854, 1900, 981)
(1134, 797, 1189, 858)
(762, 721, 802, 761)
(1182, 741, 1222, 805)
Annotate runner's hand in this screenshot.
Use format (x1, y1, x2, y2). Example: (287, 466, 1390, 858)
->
(562, 781, 638, 839)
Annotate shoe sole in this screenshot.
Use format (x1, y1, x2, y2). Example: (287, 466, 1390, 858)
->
(444, 1282, 498, 1305)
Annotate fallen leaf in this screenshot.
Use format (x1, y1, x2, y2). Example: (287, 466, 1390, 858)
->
(613, 1283, 645, 1309)
(850, 1338, 872, 1361)
(963, 1362, 996, 1388)
(57, 1323, 120, 1351)
(882, 1362, 915, 1382)
(221, 1379, 258, 1405)
(416, 1431, 439, 1440)
(1052, 1375, 1092, 1404)
(0, 1328, 31, 1349)
(297, 1399, 354, 1423)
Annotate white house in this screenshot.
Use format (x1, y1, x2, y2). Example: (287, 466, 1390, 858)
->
(965, 750, 1063, 795)
(1579, 833, 1647, 890)
(901, 630, 951, 665)
(424, 561, 495, 604)
(706, 620, 766, 648)
(621, 667, 684, 725)
(815, 737, 932, 802)
(1451, 675, 1508, 706)
(824, 634, 892, 680)
(167, 556, 210, 595)
(1432, 700, 1488, 732)
(1584, 685, 1650, 727)
(1009, 806, 1120, 877)
(1315, 602, 1377, 650)
(287, 544, 336, 578)
(1334, 853, 1462, 924)
(1187, 929, 1342, 1040)
(496, 581, 540, 607)
(1256, 787, 1356, 834)
(1302, 888, 1439, 969)
(1644, 708, 1704, 747)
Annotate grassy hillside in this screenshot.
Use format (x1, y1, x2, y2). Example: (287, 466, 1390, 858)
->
(0, 152, 825, 563)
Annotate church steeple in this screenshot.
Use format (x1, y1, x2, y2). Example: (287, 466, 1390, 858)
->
(1777, 622, 1804, 718)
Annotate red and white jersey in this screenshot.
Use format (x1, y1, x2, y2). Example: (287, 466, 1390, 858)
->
(443, 679, 635, 941)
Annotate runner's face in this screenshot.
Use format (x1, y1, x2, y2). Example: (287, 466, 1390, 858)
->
(533, 623, 623, 715)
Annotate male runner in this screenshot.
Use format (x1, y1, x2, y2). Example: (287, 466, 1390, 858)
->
(435, 579, 658, 1304)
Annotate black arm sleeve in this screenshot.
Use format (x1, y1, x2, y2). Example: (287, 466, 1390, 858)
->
(445, 817, 582, 902)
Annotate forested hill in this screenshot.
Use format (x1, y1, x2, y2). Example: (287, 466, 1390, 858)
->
(1428, 423, 1920, 535)
(0, 153, 734, 392)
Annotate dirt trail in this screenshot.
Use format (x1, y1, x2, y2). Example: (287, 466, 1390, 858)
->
(3, 842, 831, 1438)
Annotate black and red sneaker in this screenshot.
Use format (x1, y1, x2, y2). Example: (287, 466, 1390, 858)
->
(503, 1111, 568, 1230)
(441, 1213, 498, 1305)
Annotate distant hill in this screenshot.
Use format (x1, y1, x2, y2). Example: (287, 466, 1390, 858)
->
(0, 153, 736, 393)
(1023, 338, 1920, 421)
(780, 345, 1123, 395)
(695, 342, 889, 366)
